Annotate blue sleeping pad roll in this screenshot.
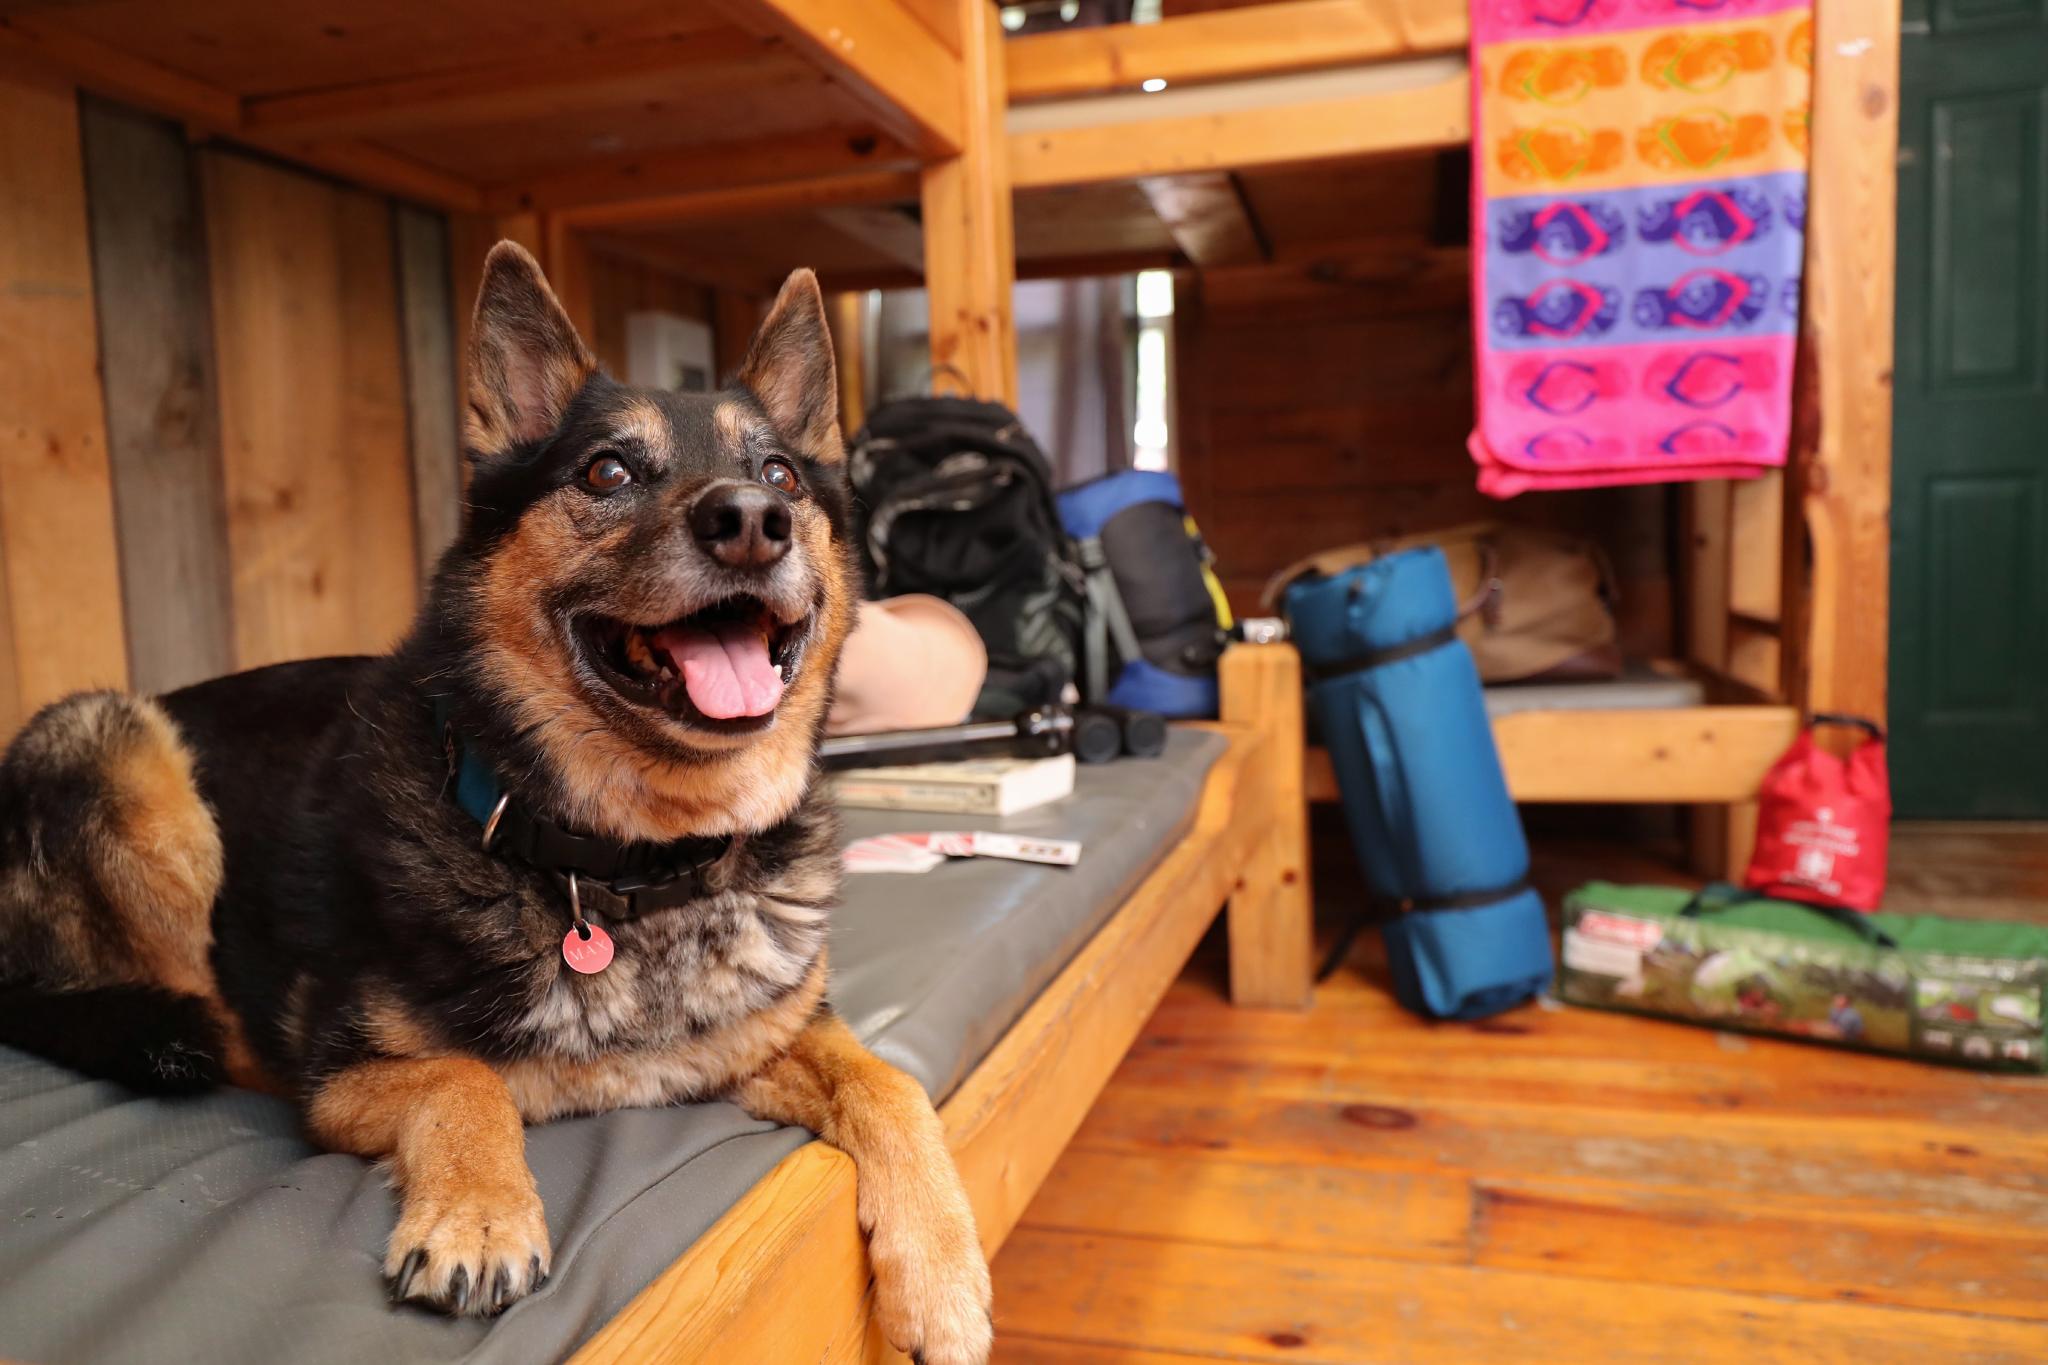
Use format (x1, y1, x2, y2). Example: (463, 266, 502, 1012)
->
(1284, 546, 1553, 1019)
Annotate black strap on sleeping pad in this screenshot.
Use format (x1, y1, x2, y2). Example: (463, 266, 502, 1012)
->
(1315, 876, 1535, 982)
(1680, 881, 1899, 949)
(1301, 621, 1461, 686)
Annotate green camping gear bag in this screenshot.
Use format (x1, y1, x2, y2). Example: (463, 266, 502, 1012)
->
(1559, 882, 2048, 1072)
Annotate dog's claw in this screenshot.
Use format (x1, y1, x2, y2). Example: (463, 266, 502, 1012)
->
(389, 1248, 427, 1304)
(490, 1265, 513, 1314)
(529, 1255, 545, 1292)
(448, 1266, 473, 1316)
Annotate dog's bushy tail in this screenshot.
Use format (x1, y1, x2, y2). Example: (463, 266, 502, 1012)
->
(0, 983, 227, 1094)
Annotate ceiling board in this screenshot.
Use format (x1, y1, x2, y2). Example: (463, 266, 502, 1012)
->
(613, 212, 913, 290)
(1235, 151, 1445, 252)
(377, 71, 861, 181)
(35, 0, 730, 98)
(1014, 182, 1177, 261)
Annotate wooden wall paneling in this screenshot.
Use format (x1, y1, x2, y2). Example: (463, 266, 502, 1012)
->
(0, 72, 129, 735)
(78, 95, 235, 697)
(1174, 244, 1487, 611)
(1798, 0, 1900, 724)
(583, 248, 716, 381)
(394, 203, 462, 580)
(825, 291, 868, 435)
(541, 214, 598, 343)
(920, 0, 1017, 404)
(203, 150, 419, 670)
(714, 290, 770, 378)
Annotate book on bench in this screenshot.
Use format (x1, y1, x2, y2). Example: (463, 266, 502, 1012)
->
(829, 753, 1076, 816)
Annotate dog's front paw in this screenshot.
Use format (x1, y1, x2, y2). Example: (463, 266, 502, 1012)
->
(869, 1194, 994, 1365)
(385, 1180, 551, 1317)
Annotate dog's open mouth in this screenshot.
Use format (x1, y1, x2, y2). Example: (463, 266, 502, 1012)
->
(578, 596, 805, 725)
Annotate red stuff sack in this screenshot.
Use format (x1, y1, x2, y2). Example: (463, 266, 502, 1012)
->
(1744, 714, 1891, 912)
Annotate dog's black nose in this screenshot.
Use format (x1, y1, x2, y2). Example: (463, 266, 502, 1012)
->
(690, 482, 791, 570)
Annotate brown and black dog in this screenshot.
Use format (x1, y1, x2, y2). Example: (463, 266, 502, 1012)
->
(0, 243, 992, 1362)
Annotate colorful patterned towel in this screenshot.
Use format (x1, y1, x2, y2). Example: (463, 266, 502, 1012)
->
(1467, 0, 1814, 496)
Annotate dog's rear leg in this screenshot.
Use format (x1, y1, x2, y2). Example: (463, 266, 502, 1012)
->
(308, 1056, 550, 1318)
(734, 1013, 993, 1365)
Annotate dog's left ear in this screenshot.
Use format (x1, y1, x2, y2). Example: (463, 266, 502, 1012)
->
(465, 241, 597, 462)
(738, 268, 842, 464)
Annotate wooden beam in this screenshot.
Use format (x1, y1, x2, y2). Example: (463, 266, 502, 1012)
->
(1304, 705, 1804, 805)
(0, 14, 483, 210)
(715, 0, 965, 157)
(394, 204, 463, 579)
(1138, 172, 1266, 267)
(0, 71, 129, 730)
(1797, 0, 1899, 726)
(492, 130, 909, 216)
(1010, 65, 1469, 189)
(1008, 0, 1469, 101)
(241, 32, 784, 141)
(823, 247, 1189, 294)
(920, 0, 1016, 404)
(282, 138, 484, 212)
(557, 167, 921, 232)
(1220, 644, 1312, 1009)
(895, 0, 963, 56)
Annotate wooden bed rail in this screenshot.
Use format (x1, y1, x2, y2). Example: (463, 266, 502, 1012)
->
(575, 656, 1306, 1362)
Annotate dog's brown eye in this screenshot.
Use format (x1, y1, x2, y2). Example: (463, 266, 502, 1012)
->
(760, 459, 800, 495)
(584, 456, 632, 492)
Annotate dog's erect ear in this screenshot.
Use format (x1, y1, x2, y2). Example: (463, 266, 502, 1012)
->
(737, 268, 842, 463)
(465, 241, 596, 462)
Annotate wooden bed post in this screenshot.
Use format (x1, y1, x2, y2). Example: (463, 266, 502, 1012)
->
(1219, 643, 1314, 1009)
(919, 0, 1017, 404)
(1795, 0, 1900, 727)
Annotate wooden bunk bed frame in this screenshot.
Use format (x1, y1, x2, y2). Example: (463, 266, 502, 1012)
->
(0, 0, 1895, 1356)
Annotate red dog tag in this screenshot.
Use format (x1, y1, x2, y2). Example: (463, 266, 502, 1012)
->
(562, 923, 614, 974)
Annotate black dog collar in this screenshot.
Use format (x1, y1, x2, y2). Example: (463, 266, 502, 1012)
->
(436, 705, 732, 922)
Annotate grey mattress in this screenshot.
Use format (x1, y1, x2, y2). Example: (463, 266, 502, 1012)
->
(0, 729, 1225, 1365)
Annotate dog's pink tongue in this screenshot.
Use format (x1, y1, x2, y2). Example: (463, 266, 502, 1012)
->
(654, 621, 784, 719)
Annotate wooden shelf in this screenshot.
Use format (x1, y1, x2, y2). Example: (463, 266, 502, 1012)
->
(1304, 704, 1803, 805)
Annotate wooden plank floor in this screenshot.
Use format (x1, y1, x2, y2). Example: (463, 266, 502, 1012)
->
(990, 835, 2048, 1364)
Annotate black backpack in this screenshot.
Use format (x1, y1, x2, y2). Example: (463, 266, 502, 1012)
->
(850, 396, 1087, 718)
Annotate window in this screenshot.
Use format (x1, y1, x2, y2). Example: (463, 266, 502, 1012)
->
(1131, 269, 1174, 471)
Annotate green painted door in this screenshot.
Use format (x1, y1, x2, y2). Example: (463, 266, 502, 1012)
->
(1890, 0, 2048, 816)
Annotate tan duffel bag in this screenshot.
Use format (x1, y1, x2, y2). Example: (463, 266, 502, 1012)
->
(1261, 521, 1622, 684)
